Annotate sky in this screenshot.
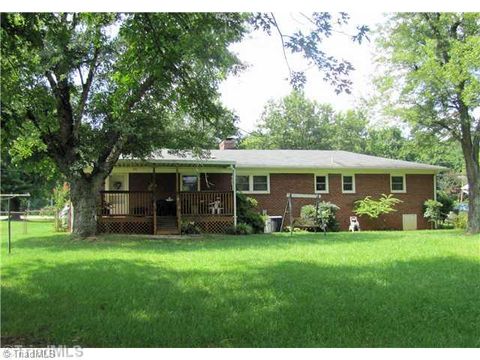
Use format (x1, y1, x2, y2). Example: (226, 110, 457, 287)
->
(219, 12, 386, 133)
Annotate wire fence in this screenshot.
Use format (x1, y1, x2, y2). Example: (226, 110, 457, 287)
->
(0, 208, 70, 233)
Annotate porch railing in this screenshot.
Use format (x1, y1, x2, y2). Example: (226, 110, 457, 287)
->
(179, 191, 234, 216)
(98, 190, 234, 217)
(98, 191, 154, 216)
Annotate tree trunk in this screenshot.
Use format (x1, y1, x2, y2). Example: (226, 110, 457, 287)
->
(462, 145, 480, 234)
(70, 176, 103, 237)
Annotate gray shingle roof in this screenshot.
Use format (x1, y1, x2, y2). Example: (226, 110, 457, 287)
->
(120, 149, 445, 171)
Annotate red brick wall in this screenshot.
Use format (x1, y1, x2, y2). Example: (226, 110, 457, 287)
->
(248, 173, 434, 231)
(127, 171, 434, 231)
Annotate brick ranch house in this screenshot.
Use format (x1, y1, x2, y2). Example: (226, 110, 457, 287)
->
(97, 139, 445, 235)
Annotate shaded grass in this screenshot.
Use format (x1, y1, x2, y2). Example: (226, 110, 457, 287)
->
(1, 221, 479, 347)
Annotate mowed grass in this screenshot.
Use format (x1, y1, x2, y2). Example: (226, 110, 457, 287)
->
(1, 221, 479, 347)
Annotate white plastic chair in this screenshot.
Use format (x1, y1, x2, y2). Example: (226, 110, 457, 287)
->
(208, 198, 223, 215)
(349, 216, 360, 232)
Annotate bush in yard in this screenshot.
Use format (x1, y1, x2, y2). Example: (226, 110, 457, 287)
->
(437, 191, 455, 219)
(284, 225, 307, 233)
(354, 194, 402, 229)
(448, 212, 468, 230)
(423, 199, 443, 229)
(300, 202, 340, 231)
(38, 205, 55, 217)
(53, 183, 70, 232)
(181, 221, 201, 235)
(236, 193, 266, 233)
(226, 223, 253, 235)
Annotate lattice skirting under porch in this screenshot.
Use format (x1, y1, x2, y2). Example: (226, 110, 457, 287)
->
(183, 215, 234, 234)
(97, 216, 154, 234)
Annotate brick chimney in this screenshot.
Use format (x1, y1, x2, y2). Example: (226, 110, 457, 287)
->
(219, 137, 236, 150)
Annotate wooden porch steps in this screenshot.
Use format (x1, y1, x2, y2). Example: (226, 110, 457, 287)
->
(156, 216, 179, 235)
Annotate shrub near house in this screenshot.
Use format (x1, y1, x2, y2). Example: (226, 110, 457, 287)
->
(300, 202, 340, 231)
(354, 194, 402, 230)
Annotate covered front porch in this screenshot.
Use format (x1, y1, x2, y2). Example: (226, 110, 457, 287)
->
(97, 158, 237, 235)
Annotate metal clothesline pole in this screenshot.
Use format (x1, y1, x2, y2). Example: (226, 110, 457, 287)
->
(1, 193, 31, 254)
(7, 198, 11, 254)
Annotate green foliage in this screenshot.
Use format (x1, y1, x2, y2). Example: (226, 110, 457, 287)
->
(53, 184, 70, 211)
(448, 212, 468, 230)
(239, 91, 463, 173)
(437, 172, 464, 197)
(53, 183, 70, 232)
(300, 202, 340, 231)
(38, 205, 56, 217)
(354, 194, 403, 219)
(240, 91, 368, 152)
(2, 13, 246, 166)
(0, 105, 60, 212)
(236, 192, 265, 234)
(423, 199, 443, 227)
(283, 226, 307, 233)
(226, 222, 253, 235)
(181, 220, 201, 235)
(436, 191, 455, 219)
(249, 13, 368, 91)
(376, 12, 480, 233)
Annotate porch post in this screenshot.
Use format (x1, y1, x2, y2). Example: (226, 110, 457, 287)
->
(232, 165, 237, 227)
(152, 166, 156, 235)
(176, 167, 181, 233)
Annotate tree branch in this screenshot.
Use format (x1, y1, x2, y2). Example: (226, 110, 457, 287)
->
(124, 76, 155, 111)
(25, 109, 71, 174)
(91, 131, 124, 180)
(77, 66, 84, 87)
(270, 13, 292, 79)
(75, 46, 100, 131)
(45, 70, 58, 91)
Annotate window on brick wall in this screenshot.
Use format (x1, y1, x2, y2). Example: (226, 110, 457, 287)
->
(314, 174, 329, 193)
(236, 174, 270, 194)
(253, 175, 268, 191)
(236, 175, 250, 191)
(391, 175, 406, 193)
(181, 175, 199, 192)
(342, 175, 355, 193)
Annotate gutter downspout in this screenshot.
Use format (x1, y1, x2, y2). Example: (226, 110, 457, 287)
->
(433, 172, 437, 202)
(232, 165, 237, 227)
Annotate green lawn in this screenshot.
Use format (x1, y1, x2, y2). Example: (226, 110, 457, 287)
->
(1, 221, 479, 347)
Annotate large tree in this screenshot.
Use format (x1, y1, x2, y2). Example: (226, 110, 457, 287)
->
(376, 13, 480, 233)
(240, 90, 368, 151)
(2, 13, 366, 236)
(2, 13, 245, 236)
(246, 91, 336, 149)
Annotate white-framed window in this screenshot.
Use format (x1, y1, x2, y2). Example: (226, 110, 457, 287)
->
(342, 174, 356, 193)
(236, 174, 270, 194)
(181, 174, 200, 192)
(314, 174, 329, 193)
(391, 174, 406, 193)
(236, 175, 250, 192)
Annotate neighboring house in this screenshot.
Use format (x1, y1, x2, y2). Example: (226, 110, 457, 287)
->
(98, 139, 445, 234)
